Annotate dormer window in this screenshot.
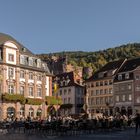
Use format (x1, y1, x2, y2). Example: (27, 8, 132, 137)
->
(29, 57, 33, 66)
(125, 73, 129, 79)
(22, 47, 26, 52)
(37, 59, 41, 68)
(118, 74, 122, 80)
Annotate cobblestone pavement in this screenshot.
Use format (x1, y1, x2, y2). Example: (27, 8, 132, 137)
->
(0, 128, 140, 140)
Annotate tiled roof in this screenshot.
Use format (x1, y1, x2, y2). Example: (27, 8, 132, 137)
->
(54, 71, 83, 87)
(0, 33, 51, 74)
(87, 59, 125, 81)
(0, 33, 34, 56)
(114, 57, 140, 82)
(118, 57, 140, 72)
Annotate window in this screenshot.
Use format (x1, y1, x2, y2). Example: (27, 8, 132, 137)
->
(120, 85, 125, 91)
(100, 81, 103, 86)
(64, 98, 67, 104)
(37, 87, 42, 97)
(29, 87, 33, 96)
(96, 82, 99, 86)
(128, 84, 132, 90)
(37, 59, 41, 68)
(109, 97, 113, 104)
(37, 74, 42, 81)
(59, 90, 62, 95)
(29, 108, 34, 117)
(8, 67, 14, 78)
(96, 90, 99, 95)
(20, 70, 25, 78)
(29, 72, 33, 80)
(104, 81, 108, 85)
(29, 57, 33, 66)
(136, 97, 140, 103)
(8, 85, 14, 94)
(128, 94, 132, 101)
(118, 74, 122, 80)
(116, 95, 119, 102)
(20, 55, 25, 64)
(20, 86, 24, 95)
(122, 95, 126, 101)
(68, 89, 71, 94)
(100, 89, 103, 94)
(8, 53, 14, 62)
(109, 88, 113, 94)
(125, 73, 129, 79)
(100, 98, 103, 104)
(135, 75, 140, 80)
(91, 98, 94, 105)
(109, 80, 112, 85)
(104, 89, 108, 94)
(64, 89, 67, 95)
(105, 97, 108, 103)
(91, 90, 94, 96)
(68, 97, 71, 103)
(114, 85, 119, 92)
(135, 85, 140, 91)
(88, 98, 91, 105)
(20, 107, 25, 116)
(96, 98, 100, 105)
(91, 83, 94, 87)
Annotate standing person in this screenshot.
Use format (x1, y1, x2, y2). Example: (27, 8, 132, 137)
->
(134, 113, 140, 134)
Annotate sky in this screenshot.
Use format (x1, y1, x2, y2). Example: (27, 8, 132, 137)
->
(0, 0, 140, 54)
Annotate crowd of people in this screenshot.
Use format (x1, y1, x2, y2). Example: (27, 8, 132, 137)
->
(0, 113, 140, 135)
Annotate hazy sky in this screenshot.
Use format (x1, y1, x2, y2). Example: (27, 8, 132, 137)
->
(0, 0, 140, 54)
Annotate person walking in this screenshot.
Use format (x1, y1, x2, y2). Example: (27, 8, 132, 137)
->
(134, 113, 140, 134)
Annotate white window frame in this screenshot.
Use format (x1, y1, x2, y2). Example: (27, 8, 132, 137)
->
(8, 85, 14, 94)
(29, 87, 33, 96)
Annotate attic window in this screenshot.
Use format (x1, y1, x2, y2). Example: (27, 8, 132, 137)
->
(22, 48, 26, 52)
(125, 73, 129, 79)
(118, 74, 122, 80)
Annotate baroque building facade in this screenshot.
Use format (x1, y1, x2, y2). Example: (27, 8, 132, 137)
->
(0, 33, 52, 120)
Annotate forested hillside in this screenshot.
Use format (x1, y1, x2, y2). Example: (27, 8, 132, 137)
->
(37, 43, 140, 72)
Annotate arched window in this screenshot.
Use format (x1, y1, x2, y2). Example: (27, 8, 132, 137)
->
(29, 107, 34, 117)
(20, 107, 25, 117)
